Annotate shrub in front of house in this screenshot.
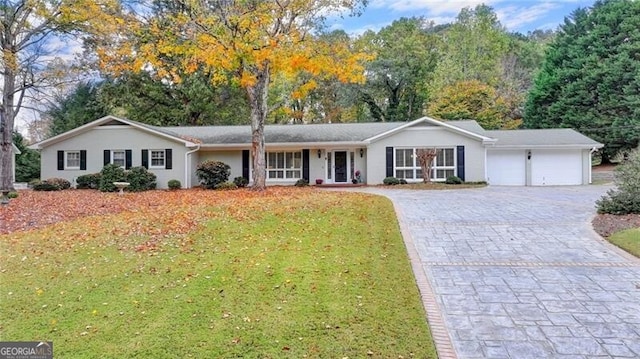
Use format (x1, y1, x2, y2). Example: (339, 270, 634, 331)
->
(399, 179, 408, 185)
(295, 179, 309, 187)
(126, 166, 157, 192)
(8, 191, 19, 199)
(99, 164, 126, 192)
(215, 181, 238, 190)
(383, 177, 400, 185)
(597, 149, 640, 214)
(168, 179, 182, 190)
(76, 173, 102, 189)
(196, 160, 231, 189)
(32, 178, 71, 191)
(32, 177, 71, 191)
(233, 176, 249, 188)
(32, 181, 59, 191)
(445, 176, 463, 184)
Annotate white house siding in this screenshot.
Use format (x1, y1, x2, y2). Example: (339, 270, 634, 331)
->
(41, 125, 189, 189)
(366, 127, 486, 184)
(309, 148, 326, 183)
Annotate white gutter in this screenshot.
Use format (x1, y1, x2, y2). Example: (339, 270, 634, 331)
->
(184, 145, 201, 189)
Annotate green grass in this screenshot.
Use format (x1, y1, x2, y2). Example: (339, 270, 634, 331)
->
(0, 190, 436, 358)
(608, 228, 640, 258)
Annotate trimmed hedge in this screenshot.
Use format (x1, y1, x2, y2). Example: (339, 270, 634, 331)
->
(98, 165, 156, 192)
(76, 173, 101, 189)
(99, 164, 126, 192)
(233, 176, 249, 188)
(383, 177, 400, 185)
(33, 178, 71, 191)
(126, 167, 157, 192)
(196, 161, 231, 189)
(168, 179, 182, 190)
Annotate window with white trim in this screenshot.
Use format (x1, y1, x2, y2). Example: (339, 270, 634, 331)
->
(150, 150, 165, 168)
(66, 151, 81, 169)
(434, 148, 455, 180)
(267, 151, 302, 179)
(394, 148, 455, 181)
(112, 150, 126, 167)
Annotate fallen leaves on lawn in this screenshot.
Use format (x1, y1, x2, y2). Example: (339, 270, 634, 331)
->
(0, 188, 317, 235)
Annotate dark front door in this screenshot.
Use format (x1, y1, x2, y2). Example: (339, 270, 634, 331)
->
(335, 151, 347, 182)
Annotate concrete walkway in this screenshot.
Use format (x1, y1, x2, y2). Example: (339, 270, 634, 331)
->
(347, 186, 640, 359)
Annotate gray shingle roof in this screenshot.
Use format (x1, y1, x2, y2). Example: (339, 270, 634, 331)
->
(445, 120, 487, 135)
(162, 122, 405, 144)
(486, 129, 602, 147)
(127, 117, 602, 149)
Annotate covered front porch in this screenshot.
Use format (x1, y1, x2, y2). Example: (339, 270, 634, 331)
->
(313, 148, 367, 185)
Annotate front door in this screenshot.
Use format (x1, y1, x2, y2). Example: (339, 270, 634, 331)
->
(334, 151, 348, 182)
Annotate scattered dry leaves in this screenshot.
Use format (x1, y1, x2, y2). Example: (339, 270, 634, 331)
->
(0, 188, 317, 235)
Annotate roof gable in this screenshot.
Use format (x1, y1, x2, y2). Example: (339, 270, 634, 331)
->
(29, 116, 197, 150)
(365, 116, 496, 144)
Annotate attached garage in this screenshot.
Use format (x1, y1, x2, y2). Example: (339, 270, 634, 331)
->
(485, 129, 602, 186)
(530, 149, 583, 186)
(487, 150, 526, 185)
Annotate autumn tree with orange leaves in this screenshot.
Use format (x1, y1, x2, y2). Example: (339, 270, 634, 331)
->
(90, 0, 371, 191)
(0, 0, 123, 194)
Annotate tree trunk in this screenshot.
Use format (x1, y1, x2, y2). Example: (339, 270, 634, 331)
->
(1, 57, 17, 192)
(245, 63, 270, 191)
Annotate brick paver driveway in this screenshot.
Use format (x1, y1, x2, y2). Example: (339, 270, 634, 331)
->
(354, 185, 640, 359)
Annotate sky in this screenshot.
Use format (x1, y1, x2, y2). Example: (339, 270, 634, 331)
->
(328, 0, 596, 35)
(15, 0, 598, 133)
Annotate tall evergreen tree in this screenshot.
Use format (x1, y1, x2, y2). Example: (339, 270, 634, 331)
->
(12, 131, 40, 182)
(46, 82, 112, 137)
(525, 0, 640, 162)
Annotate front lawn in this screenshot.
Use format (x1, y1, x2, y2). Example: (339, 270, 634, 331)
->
(0, 189, 436, 358)
(608, 228, 640, 258)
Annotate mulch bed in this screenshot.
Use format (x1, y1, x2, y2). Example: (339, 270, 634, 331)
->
(592, 213, 640, 238)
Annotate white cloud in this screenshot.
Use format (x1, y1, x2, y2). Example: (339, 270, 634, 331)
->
(496, 2, 561, 31)
(370, 0, 501, 15)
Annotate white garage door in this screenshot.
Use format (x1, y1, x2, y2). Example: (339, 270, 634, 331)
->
(487, 150, 526, 185)
(531, 149, 583, 186)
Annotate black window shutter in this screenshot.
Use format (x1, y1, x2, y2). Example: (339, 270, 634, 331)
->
(80, 150, 87, 170)
(103, 150, 110, 166)
(302, 149, 310, 181)
(242, 150, 250, 180)
(141, 150, 149, 169)
(57, 151, 64, 170)
(385, 147, 394, 177)
(125, 150, 132, 169)
(165, 149, 173, 169)
(456, 146, 465, 181)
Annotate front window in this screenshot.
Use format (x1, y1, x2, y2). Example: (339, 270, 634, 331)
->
(394, 148, 455, 181)
(112, 150, 125, 167)
(267, 151, 302, 179)
(150, 150, 165, 168)
(66, 151, 80, 169)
